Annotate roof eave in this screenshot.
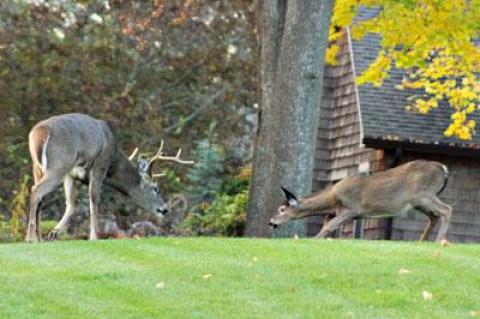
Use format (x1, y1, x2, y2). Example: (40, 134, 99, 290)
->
(363, 136, 480, 158)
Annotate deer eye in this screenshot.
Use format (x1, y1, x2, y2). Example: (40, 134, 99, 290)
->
(279, 206, 287, 214)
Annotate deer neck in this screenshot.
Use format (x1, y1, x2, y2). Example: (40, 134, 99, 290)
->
(295, 186, 336, 217)
(105, 148, 141, 196)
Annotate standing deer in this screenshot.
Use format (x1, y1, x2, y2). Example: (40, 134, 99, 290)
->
(26, 113, 193, 242)
(269, 160, 452, 242)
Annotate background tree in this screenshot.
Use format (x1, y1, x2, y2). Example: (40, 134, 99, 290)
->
(245, 1, 334, 237)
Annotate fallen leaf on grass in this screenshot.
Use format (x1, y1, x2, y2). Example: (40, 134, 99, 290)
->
(398, 268, 411, 275)
(422, 290, 433, 301)
(431, 251, 442, 259)
(470, 311, 480, 317)
(155, 281, 165, 289)
(202, 273, 213, 279)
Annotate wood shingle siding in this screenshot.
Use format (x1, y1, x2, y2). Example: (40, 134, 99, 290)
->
(309, 31, 384, 237)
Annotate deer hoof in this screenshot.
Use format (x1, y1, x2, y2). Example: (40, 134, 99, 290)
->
(440, 239, 451, 246)
(47, 230, 59, 241)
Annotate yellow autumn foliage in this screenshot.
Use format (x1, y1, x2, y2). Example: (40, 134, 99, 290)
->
(329, 0, 480, 140)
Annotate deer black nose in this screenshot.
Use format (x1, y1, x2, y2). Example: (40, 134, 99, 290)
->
(157, 208, 169, 215)
(268, 221, 278, 229)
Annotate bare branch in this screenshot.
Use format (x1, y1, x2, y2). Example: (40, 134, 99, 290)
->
(165, 88, 226, 133)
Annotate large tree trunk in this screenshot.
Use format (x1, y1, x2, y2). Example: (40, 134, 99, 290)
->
(246, 0, 333, 237)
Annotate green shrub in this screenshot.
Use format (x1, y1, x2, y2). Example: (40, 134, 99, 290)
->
(221, 166, 251, 195)
(182, 167, 250, 237)
(9, 174, 30, 241)
(182, 191, 247, 237)
(0, 215, 9, 242)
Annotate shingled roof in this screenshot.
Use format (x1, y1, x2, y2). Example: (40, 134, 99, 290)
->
(351, 7, 480, 150)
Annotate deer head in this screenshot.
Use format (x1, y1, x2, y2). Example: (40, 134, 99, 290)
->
(269, 186, 300, 228)
(125, 140, 194, 217)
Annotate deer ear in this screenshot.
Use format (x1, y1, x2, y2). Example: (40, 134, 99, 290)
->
(281, 186, 298, 207)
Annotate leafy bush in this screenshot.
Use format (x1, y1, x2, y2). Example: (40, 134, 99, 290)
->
(182, 191, 247, 237)
(9, 174, 30, 241)
(182, 166, 250, 236)
(221, 166, 251, 195)
(0, 215, 9, 242)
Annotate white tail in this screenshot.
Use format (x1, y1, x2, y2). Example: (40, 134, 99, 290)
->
(26, 113, 194, 242)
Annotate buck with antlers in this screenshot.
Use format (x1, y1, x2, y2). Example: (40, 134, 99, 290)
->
(26, 113, 193, 242)
(270, 160, 452, 242)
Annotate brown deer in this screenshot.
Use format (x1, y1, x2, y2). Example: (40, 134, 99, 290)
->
(26, 113, 193, 242)
(269, 160, 452, 242)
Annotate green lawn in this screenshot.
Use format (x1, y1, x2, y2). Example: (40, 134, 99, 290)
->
(0, 238, 479, 319)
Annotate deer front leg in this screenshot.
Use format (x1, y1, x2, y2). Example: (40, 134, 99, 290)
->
(315, 214, 352, 239)
(318, 214, 333, 235)
(88, 169, 106, 241)
(48, 176, 76, 241)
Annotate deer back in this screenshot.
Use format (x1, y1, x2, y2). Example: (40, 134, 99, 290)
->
(29, 113, 116, 176)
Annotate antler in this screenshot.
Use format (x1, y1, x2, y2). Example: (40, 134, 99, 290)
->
(149, 140, 195, 167)
(128, 147, 139, 162)
(152, 172, 167, 179)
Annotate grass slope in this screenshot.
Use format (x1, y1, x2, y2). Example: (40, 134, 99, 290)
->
(0, 238, 479, 319)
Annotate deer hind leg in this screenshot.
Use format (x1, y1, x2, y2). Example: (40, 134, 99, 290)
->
(417, 195, 452, 243)
(315, 213, 353, 239)
(48, 175, 76, 241)
(33, 164, 43, 184)
(31, 164, 44, 240)
(88, 168, 107, 241)
(26, 172, 63, 243)
(418, 211, 439, 241)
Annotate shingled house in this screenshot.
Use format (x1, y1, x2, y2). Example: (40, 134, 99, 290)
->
(309, 8, 480, 242)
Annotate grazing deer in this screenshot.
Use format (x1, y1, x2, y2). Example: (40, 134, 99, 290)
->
(269, 160, 452, 242)
(26, 113, 193, 242)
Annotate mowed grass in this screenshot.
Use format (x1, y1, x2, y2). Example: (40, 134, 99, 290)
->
(0, 238, 479, 319)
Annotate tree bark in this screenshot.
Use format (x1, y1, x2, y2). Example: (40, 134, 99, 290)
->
(246, 0, 333, 237)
